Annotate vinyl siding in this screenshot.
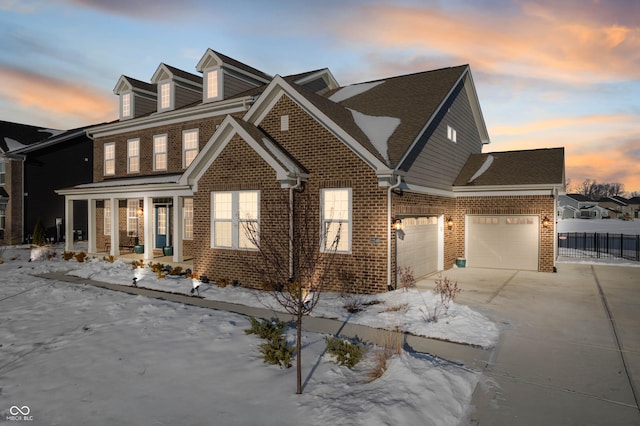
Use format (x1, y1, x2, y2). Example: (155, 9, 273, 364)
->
(174, 86, 201, 109)
(223, 73, 260, 99)
(401, 80, 483, 190)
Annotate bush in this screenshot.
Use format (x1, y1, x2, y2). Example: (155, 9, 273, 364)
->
(434, 276, 461, 315)
(32, 219, 46, 246)
(244, 317, 288, 341)
(325, 336, 365, 369)
(62, 251, 75, 261)
(259, 337, 294, 369)
(74, 252, 87, 263)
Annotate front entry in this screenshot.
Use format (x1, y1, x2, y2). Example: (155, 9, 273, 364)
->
(155, 205, 171, 249)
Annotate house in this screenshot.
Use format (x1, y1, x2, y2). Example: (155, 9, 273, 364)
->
(628, 197, 640, 219)
(598, 196, 632, 219)
(1, 121, 95, 244)
(558, 193, 607, 219)
(57, 49, 565, 293)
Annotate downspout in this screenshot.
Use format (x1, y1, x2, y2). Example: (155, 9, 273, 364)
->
(387, 175, 402, 290)
(289, 177, 302, 279)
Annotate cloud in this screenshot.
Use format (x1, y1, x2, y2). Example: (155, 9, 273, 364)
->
(65, 0, 211, 20)
(334, 2, 640, 84)
(0, 65, 116, 128)
(491, 114, 635, 137)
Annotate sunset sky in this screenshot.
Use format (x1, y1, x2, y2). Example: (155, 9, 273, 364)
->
(1, 0, 638, 193)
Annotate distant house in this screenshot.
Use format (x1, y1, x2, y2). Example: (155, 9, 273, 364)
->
(598, 196, 632, 219)
(628, 197, 640, 219)
(57, 49, 565, 293)
(558, 193, 607, 219)
(0, 121, 95, 244)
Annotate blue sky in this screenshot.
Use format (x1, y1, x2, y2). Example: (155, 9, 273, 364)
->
(1, 0, 638, 193)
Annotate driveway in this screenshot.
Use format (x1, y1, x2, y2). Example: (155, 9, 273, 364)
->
(418, 263, 640, 425)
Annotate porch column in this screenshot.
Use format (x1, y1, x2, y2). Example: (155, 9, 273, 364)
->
(172, 195, 183, 262)
(110, 198, 119, 256)
(143, 197, 153, 261)
(87, 199, 96, 253)
(64, 197, 74, 252)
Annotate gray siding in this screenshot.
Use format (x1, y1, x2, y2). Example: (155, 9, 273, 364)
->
(224, 73, 260, 99)
(134, 95, 156, 118)
(402, 80, 483, 190)
(174, 86, 201, 109)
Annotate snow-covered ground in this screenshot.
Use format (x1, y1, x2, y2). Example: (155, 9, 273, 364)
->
(558, 218, 640, 234)
(1, 245, 486, 425)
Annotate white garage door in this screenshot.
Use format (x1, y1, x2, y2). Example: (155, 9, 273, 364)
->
(467, 215, 539, 270)
(397, 216, 439, 279)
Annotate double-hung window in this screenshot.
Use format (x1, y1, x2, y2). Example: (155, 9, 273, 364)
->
(205, 69, 219, 101)
(0, 207, 5, 231)
(160, 82, 171, 110)
(183, 129, 199, 168)
(321, 188, 351, 253)
(127, 199, 140, 235)
(183, 198, 193, 240)
(0, 161, 5, 184)
(127, 138, 139, 173)
(121, 93, 131, 119)
(211, 190, 259, 249)
(104, 143, 115, 175)
(153, 135, 168, 171)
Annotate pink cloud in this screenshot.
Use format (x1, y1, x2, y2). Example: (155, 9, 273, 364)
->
(0, 65, 116, 127)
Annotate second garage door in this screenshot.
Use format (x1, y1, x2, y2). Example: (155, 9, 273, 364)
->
(397, 216, 439, 279)
(467, 215, 539, 270)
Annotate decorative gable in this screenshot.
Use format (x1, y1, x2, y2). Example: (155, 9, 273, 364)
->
(150, 63, 202, 112)
(113, 75, 157, 120)
(196, 48, 271, 103)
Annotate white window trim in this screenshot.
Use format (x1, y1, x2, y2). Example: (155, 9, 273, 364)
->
(210, 190, 260, 250)
(182, 129, 199, 169)
(127, 138, 140, 174)
(153, 134, 168, 171)
(158, 80, 173, 111)
(320, 188, 352, 254)
(120, 92, 132, 119)
(447, 125, 457, 143)
(104, 142, 115, 176)
(183, 197, 194, 240)
(126, 199, 140, 235)
(203, 67, 222, 102)
(0, 160, 5, 185)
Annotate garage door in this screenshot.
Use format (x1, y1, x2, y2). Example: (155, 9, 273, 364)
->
(397, 216, 439, 279)
(467, 215, 539, 270)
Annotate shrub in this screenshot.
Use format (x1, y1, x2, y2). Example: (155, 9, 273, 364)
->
(382, 303, 408, 313)
(32, 219, 46, 246)
(259, 336, 294, 369)
(104, 255, 116, 263)
(434, 276, 461, 316)
(343, 296, 364, 313)
(62, 251, 75, 261)
(325, 336, 365, 369)
(168, 266, 183, 276)
(398, 266, 416, 292)
(244, 317, 288, 341)
(74, 252, 87, 263)
(368, 327, 403, 382)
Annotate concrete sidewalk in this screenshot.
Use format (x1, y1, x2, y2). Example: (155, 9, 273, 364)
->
(418, 263, 640, 425)
(35, 271, 490, 370)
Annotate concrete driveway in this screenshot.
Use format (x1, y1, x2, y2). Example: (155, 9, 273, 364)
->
(418, 263, 640, 425)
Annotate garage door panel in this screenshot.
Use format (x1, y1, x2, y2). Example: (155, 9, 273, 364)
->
(468, 215, 539, 270)
(397, 217, 438, 278)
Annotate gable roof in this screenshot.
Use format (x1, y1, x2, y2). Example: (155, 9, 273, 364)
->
(113, 75, 157, 95)
(197, 48, 272, 83)
(565, 193, 594, 202)
(181, 115, 308, 191)
(454, 148, 565, 188)
(151, 63, 202, 85)
(0, 121, 62, 153)
(326, 65, 490, 169)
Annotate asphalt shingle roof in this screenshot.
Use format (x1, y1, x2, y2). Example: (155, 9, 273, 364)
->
(0, 121, 60, 152)
(454, 148, 565, 187)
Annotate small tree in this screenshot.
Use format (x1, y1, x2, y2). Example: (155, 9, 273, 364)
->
(242, 191, 341, 394)
(32, 218, 46, 246)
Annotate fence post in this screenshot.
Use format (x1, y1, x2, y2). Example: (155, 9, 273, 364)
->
(595, 232, 600, 258)
(620, 233, 624, 259)
(636, 235, 639, 262)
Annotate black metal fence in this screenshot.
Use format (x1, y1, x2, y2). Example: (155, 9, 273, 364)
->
(558, 232, 640, 261)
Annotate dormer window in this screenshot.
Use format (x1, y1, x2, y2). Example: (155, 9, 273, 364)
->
(206, 69, 219, 100)
(159, 82, 171, 110)
(121, 92, 131, 119)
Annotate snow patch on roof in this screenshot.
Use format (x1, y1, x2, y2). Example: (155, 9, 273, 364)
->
(4, 137, 26, 152)
(468, 155, 494, 183)
(329, 81, 384, 103)
(39, 128, 65, 137)
(349, 109, 400, 163)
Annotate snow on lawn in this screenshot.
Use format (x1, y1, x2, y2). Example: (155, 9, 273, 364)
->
(558, 218, 640, 234)
(0, 246, 479, 425)
(60, 251, 498, 349)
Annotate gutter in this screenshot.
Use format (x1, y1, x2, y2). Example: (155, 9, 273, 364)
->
(289, 177, 303, 279)
(387, 175, 402, 290)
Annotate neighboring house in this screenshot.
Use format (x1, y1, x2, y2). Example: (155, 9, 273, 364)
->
(57, 49, 565, 293)
(558, 193, 607, 219)
(0, 121, 96, 245)
(628, 197, 640, 218)
(598, 196, 632, 219)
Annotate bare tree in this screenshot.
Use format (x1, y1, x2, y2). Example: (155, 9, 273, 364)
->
(242, 190, 341, 394)
(575, 178, 626, 200)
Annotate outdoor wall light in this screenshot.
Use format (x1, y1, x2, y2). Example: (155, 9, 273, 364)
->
(542, 216, 551, 228)
(446, 217, 454, 230)
(137, 207, 144, 216)
(392, 218, 403, 231)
